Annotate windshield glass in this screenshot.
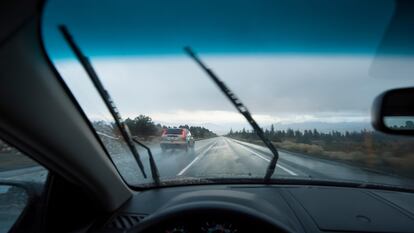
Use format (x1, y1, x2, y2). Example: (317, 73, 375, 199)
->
(166, 129, 184, 135)
(42, 0, 414, 188)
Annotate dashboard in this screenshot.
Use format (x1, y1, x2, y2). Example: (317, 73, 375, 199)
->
(97, 184, 414, 233)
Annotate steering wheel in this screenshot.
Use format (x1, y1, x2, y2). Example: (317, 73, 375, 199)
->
(129, 201, 293, 233)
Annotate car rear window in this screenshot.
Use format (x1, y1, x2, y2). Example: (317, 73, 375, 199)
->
(166, 128, 183, 134)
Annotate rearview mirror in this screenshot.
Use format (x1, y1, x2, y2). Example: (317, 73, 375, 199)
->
(372, 87, 414, 135)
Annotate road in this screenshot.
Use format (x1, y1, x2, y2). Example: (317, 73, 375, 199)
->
(116, 136, 414, 188)
(1, 136, 414, 189)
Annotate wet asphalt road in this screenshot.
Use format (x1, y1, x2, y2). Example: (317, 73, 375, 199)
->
(116, 136, 414, 188)
(1, 136, 414, 189)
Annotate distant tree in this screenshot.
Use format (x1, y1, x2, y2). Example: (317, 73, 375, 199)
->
(294, 130, 302, 138)
(286, 128, 294, 138)
(264, 129, 270, 137)
(179, 124, 190, 129)
(270, 124, 275, 135)
(313, 129, 319, 139)
(124, 115, 159, 139)
(188, 126, 217, 139)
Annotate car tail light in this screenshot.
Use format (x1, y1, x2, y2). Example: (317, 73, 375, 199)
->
(181, 129, 186, 139)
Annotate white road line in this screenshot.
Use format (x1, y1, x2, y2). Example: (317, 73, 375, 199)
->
(229, 139, 298, 176)
(223, 138, 232, 150)
(97, 131, 120, 140)
(177, 142, 216, 176)
(194, 142, 214, 153)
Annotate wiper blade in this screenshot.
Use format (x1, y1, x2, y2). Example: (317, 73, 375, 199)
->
(59, 25, 148, 179)
(132, 138, 160, 185)
(184, 47, 280, 182)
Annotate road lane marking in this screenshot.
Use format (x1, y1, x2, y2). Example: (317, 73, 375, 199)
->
(177, 142, 217, 176)
(193, 142, 214, 153)
(223, 138, 232, 150)
(230, 139, 298, 176)
(210, 145, 228, 150)
(97, 131, 120, 140)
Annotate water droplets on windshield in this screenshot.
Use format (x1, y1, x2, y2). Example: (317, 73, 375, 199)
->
(42, 0, 414, 189)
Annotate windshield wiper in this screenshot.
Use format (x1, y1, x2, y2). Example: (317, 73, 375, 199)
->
(184, 47, 280, 182)
(59, 25, 160, 184)
(132, 138, 160, 184)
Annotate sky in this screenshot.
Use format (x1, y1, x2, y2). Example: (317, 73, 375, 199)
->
(42, 0, 414, 134)
(53, 55, 414, 134)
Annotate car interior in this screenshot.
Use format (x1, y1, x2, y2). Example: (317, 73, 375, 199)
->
(0, 0, 414, 233)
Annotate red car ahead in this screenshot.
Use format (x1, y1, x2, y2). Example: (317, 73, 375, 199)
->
(160, 128, 195, 152)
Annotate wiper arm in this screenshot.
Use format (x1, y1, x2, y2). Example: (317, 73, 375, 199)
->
(59, 25, 148, 179)
(184, 47, 280, 182)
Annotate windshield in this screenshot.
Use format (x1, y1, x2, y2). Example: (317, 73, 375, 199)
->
(42, 0, 414, 189)
(165, 129, 184, 135)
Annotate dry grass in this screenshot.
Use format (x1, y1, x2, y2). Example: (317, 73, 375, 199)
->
(275, 141, 324, 155)
(240, 138, 414, 178)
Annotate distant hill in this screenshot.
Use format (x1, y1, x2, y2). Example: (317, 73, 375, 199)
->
(271, 121, 372, 133)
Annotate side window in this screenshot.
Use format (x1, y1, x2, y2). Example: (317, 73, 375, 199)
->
(0, 139, 48, 232)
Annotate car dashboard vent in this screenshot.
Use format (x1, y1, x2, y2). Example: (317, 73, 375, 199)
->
(105, 213, 146, 230)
